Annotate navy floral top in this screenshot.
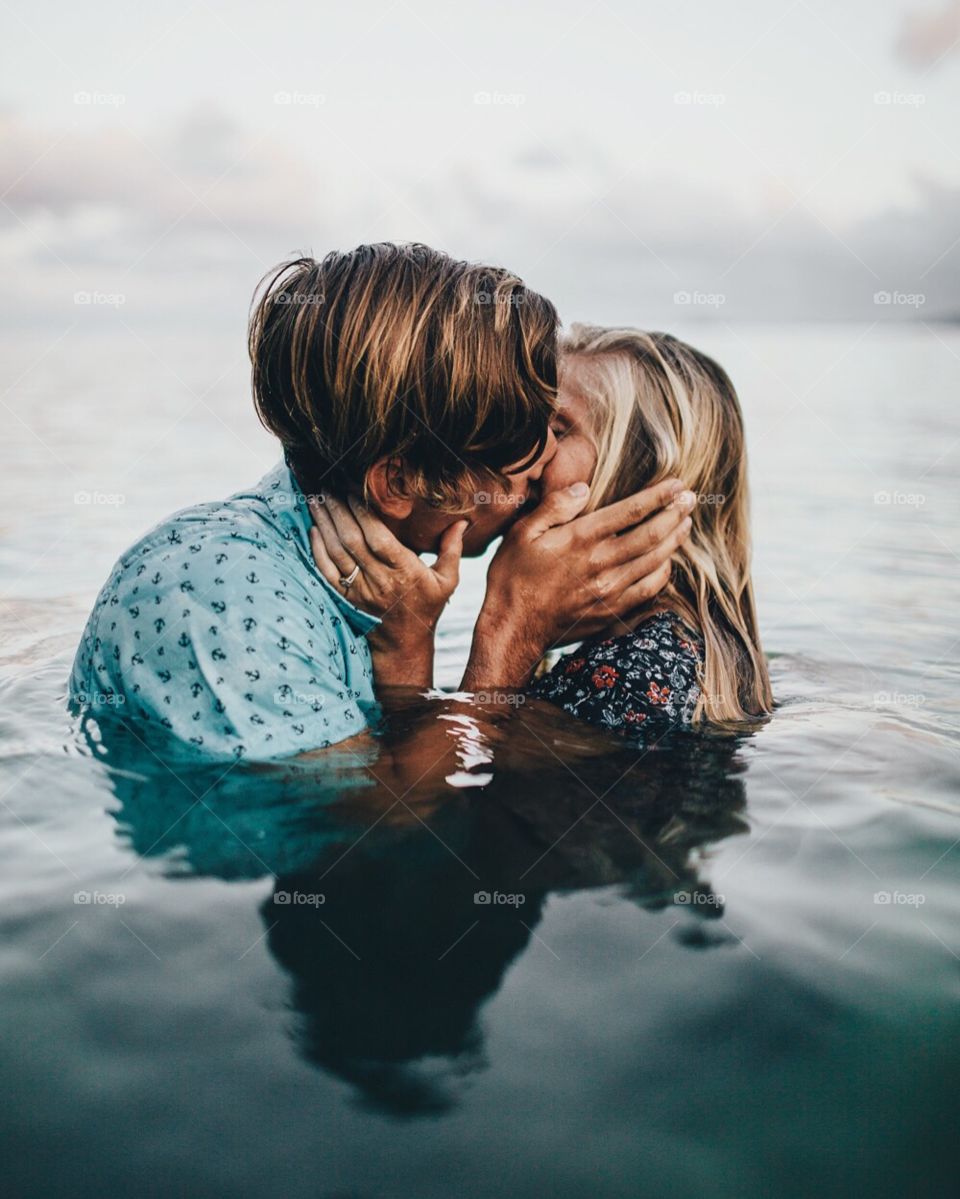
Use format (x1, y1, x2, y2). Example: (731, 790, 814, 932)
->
(528, 611, 703, 737)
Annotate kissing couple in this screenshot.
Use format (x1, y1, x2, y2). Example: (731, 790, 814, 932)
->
(71, 243, 771, 761)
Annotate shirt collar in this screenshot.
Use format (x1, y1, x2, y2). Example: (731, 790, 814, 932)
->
(256, 461, 381, 638)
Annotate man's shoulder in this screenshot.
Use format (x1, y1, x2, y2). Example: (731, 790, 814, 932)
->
(69, 463, 377, 759)
(119, 463, 300, 570)
(81, 461, 329, 638)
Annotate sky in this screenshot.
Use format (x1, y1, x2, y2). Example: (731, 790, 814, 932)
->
(1, 0, 959, 326)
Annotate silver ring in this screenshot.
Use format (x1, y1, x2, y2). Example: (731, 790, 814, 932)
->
(339, 564, 361, 592)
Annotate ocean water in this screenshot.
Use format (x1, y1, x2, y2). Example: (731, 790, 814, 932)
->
(0, 323, 957, 1198)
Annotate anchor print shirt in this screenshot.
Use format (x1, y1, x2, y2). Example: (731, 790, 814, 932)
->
(528, 611, 704, 738)
(69, 462, 380, 761)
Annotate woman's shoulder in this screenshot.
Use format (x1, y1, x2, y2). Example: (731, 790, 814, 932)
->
(529, 611, 703, 733)
(589, 610, 703, 661)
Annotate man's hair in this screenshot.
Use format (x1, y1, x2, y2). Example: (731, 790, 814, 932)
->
(248, 243, 559, 507)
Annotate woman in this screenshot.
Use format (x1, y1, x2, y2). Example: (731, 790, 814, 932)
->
(309, 325, 771, 736)
(526, 325, 771, 734)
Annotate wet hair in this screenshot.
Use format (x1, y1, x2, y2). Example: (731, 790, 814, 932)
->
(249, 243, 559, 508)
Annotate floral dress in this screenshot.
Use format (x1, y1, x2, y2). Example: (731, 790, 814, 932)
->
(528, 611, 703, 737)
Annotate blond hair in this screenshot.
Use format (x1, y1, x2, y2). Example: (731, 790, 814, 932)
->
(249, 244, 559, 509)
(562, 325, 772, 723)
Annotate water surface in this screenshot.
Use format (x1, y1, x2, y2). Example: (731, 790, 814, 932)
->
(1, 324, 957, 1198)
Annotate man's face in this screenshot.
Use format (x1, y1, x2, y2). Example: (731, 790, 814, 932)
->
(402, 429, 560, 557)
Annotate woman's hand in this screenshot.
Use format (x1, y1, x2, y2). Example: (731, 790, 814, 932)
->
(308, 494, 467, 688)
(462, 479, 695, 690)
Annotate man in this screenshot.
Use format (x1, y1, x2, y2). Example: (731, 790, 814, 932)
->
(70, 243, 690, 760)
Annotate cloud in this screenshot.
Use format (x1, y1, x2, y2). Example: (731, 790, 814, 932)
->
(0, 106, 328, 324)
(405, 155, 960, 323)
(5, 110, 312, 228)
(1, 111, 958, 326)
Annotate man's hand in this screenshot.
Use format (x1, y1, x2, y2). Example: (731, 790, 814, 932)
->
(308, 495, 466, 688)
(461, 478, 695, 690)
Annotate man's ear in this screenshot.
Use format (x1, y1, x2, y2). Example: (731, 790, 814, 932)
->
(364, 458, 415, 518)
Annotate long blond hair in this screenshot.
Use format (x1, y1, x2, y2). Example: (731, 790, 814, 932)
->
(562, 324, 772, 723)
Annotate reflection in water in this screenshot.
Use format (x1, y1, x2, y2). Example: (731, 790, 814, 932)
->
(266, 829, 542, 1116)
(96, 696, 750, 1117)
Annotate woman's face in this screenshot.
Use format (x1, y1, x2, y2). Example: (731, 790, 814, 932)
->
(542, 366, 599, 494)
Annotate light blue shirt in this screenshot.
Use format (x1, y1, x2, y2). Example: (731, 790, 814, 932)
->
(70, 462, 380, 761)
